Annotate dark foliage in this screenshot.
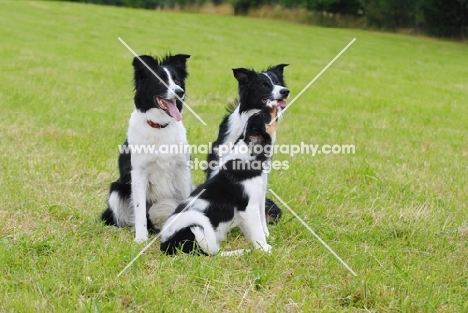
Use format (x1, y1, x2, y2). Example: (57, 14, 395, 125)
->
(65, 0, 468, 39)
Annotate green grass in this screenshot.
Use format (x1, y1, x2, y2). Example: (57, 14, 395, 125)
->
(1, 1, 468, 312)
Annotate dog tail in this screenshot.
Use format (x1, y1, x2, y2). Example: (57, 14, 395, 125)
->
(160, 211, 219, 255)
(190, 222, 219, 255)
(265, 198, 282, 224)
(101, 206, 117, 226)
(102, 187, 133, 227)
(102, 186, 159, 234)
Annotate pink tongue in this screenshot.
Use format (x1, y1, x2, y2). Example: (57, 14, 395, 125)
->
(163, 99, 182, 122)
(277, 100, 287, 108)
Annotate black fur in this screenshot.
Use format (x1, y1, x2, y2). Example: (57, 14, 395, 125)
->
(265, 198, 282, 224)
(101, 142, 132, 226)
(160, 226, 208, 255)
(161, 107, 276, 255)
(133, 54, 190, 113)
(233, 64, 288, 113)
(101, 54, 190, 234)
(206, 64, 289, 224)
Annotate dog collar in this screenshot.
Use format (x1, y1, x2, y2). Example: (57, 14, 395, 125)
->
(147, 120, 169, 129)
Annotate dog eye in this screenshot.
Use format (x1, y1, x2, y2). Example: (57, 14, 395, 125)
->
(263, 82, 269, 87)
(174, 80, 180, 85)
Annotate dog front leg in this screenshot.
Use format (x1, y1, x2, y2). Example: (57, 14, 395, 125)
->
(260, 188, 269, 238)
(259, 176, 269, 237)
(132, 169, 148, 243)
(238, 210, 271, 253)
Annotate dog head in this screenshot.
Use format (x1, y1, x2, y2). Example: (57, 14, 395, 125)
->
(232, 64, 289, 115)
(132, 54, 190, 122)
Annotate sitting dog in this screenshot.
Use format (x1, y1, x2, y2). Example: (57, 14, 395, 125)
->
(160, 102, 279, 255)
(206, 65, 289, 224)
(101, 54, 192, 243)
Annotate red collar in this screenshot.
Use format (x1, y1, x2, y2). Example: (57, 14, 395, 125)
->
(147, 120, 169, 129)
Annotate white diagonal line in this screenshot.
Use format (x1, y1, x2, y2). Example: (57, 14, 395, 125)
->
(118, 37, 207, 126)
(238, 281, 253, 309)
(117, 189, 206, 277)
(271, 38, 356, 124)
(269, 188, 357, 276)
(220, 249, 249, 257)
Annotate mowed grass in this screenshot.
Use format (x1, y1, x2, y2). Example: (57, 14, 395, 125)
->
(1, 1, 468, 312)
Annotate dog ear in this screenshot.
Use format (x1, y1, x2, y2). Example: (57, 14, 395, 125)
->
(132, 55, 157, 88)
(162, 54, 191, 81)
(267, 64, 289, 80)
(232, 68, 256, 84)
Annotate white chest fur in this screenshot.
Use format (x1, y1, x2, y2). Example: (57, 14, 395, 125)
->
(128, 109, 192, 242)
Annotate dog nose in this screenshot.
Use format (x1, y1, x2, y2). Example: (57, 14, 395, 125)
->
(280, 88, 290, 98)
(174, 88, 185, 99)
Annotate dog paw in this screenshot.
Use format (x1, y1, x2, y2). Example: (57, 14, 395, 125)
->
(134, 230, 148, 243)
(134, 236, 148, 243)
(259, 243, 272, 253)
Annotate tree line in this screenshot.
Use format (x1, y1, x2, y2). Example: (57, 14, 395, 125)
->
(68, 0, 468, 39)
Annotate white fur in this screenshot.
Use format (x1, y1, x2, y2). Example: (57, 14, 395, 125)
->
(161, 210, 220, 255)
(210, 78, 285, 179)
(161, 176, 270, 255)
(220, 100, 277, 240)
(262, 72, 285, 100)
(160, 80, 283, 254)
(108, 191, 133, 226)
(239, 177, 270, 251)
(224, 106, 257, 148)
(161, 131, 273, 255)
(209, 106, 260, 178)
(125, 72, 192, 243)
(128, 108, 191, 242)
(162, 68, 184, 101)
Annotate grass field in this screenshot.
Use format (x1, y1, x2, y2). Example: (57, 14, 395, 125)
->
(1, 1, 468, 312)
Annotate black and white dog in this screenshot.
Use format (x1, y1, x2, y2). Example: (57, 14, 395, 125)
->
(206, 65, 289, 223)
(101, 54, 192, 243)
(160, 103, 279, 255)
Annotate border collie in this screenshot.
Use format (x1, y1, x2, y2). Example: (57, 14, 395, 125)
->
(206, 65, 289, 223)
(160, 103, 279, 255)
(101, 54, 192, 243)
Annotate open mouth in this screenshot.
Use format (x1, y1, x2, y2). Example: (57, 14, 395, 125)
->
(155, 96, 182, 122)
(262, 98, 287, 109)
(276, 99, 287, 108)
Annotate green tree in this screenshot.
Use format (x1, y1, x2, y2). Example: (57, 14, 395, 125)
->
(229, 0, 271, 15)
(362, 0, 423, 28)
(423, 0, 468, 38)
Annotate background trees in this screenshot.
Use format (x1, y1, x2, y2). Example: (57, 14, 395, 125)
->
(67, 0, 468, 38)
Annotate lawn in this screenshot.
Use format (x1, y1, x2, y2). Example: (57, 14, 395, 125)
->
(1, 1, 467, 312)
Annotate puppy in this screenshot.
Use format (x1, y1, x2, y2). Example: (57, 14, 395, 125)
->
(101, 54, 192, 243)
(160, 103, 279, 255)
